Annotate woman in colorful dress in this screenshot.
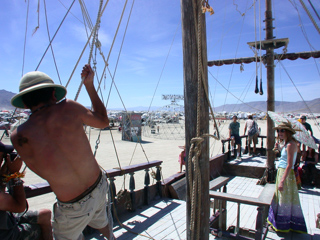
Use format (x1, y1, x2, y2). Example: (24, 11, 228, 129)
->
(267, 121, 307, 233)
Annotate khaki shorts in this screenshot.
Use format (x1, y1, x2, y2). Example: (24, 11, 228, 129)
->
(248, 133, 258, 144)
(53, 174, 109, 240)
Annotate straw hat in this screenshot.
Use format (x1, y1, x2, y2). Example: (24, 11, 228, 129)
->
(273, 121, 299, 134)
(11, 71, 67, 109)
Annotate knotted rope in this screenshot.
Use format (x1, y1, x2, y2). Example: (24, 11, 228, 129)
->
(74, 0, 104, 101)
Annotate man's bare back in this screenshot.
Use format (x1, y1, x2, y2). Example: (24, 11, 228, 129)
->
(10, 65, 109, 202)
(10, 65, 115, 239)
(11, 99, 102, 201)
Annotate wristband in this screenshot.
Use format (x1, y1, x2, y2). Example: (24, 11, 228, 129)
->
(2, 172, 25, 183)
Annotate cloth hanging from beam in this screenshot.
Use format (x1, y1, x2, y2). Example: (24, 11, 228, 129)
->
(207, 51, 320, 67)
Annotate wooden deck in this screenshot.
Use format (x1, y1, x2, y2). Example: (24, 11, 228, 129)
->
(86, 179, 320, 239)
(85, 155, 320, 239)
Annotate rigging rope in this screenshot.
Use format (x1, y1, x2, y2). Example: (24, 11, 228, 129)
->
(208, 71, 265, 113)
(254, 0, 259, 94)
(289, 0, 318, 51)
(43, 0, 62, 85)
(147, 23, 180, 113)
(64, 0, 109, 89)
(307, 0, 320, 21)
(32, 0, 40, 35)
(259, 0, 263, 95)
(35, 0, 77, 71)
(74, 0, 104, 102)
(278, 61, 320, 130)
(299, 0, 320, 34)
(222, 4, 248, 111)
(21, 0, 30, 76)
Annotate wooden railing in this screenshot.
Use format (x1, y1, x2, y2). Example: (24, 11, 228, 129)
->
(209, 178, 275, 240)
(221, 135, 267, 160)
(24, 160, 163, 213)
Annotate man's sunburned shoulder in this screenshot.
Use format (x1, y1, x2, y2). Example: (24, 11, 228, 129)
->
(10, 130, 28, 148)
(59, 99, 86, 111)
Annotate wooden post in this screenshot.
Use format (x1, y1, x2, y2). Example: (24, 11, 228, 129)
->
(181, 0, 209, 239)
(265, 0, 276, 181)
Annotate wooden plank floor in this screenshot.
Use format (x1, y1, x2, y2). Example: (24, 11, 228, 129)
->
(85, 198, 197, 240)
(228, 153, 268, 167)
(86, 155, 320, 240)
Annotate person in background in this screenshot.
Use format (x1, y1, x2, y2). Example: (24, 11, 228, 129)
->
(299, 115, 313, 153)
(268, 122, 307, 233)
(301, 146, 318, 186)
(229, 115, 241, 160)
(10, 64, 115, 240)
(178, 146, 186, 173)
(299, 115, 313, 136)
(0, 142, 52, 240)
(243, 115, 259, 156)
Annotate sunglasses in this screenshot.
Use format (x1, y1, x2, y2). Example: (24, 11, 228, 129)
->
(276, 129, 286, 133)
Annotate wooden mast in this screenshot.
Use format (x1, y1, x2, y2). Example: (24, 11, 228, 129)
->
(181, 0, 209, 239)
(265, 0, 276, 181)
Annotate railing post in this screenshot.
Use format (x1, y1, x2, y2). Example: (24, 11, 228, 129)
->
(156, 166, 162, 197)
(245, 136, 248, 154)
(222, 140, 225, 154)
(239, 137, 242, 157)
(109, 176, 117, 219)
(228, 140, 231, 160)
(129, 172, 136, 211)
(255, 206, 264, 240)
(222, 184, 227, 193)
(236, 203, 240, 234)
(222, 184, 227, 231)
(261, 137, 264, 155)
(144, 168, 150, 205)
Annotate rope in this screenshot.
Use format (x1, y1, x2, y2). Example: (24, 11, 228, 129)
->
(259, 0, 263, 95)
(21, 0, 30, 76)
(278, 61, 320, 131)
(147, 23, 180, 113)
(65, 0, 109, 89)
(35, 0, 77, 71)
(208, 71, 265, 113)
(32, 0, 40, 35)
(43, 0, 62, 85)
(188, 1, 219, 239)
(288, 0, 318, 51)
(307, 0, 320, 21)
(299, 0, 320, 34)
(74, 0, 104, 102)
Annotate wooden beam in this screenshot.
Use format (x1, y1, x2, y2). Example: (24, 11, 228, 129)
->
(208, 51, 320, 66)
(181, 0, 209, 239)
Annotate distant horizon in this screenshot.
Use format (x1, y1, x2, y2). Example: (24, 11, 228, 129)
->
(1, 89, 319, 113)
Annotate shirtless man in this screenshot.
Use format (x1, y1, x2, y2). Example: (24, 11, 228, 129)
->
(10, 64, 114, 240)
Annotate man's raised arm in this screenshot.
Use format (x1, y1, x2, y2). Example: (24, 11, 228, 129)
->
(81, 64, 109, 128)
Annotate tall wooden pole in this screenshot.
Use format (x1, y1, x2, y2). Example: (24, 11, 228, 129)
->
(181, 0, 209, 239)
(265, 0, 276, 180)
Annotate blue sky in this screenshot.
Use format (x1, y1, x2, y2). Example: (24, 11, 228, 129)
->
(1, 0, 319, 111)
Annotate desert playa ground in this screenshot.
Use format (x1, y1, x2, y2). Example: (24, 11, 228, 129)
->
(1, 118, 320, 212)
